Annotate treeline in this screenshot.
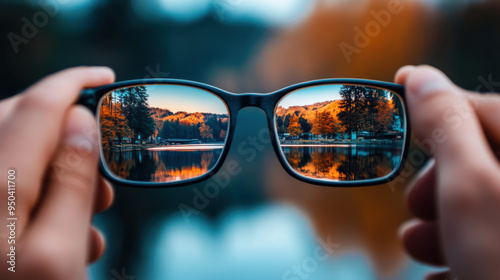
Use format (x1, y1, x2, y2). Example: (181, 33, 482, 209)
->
(277, 111, 339, 138)
(100, 86, 156, 147)
(100, 86, 230, 148)
(276, 114, 311, 136)
(277, 86, 400, 139)
(159, 116, 227, 141)
(337, 85, 397, 137)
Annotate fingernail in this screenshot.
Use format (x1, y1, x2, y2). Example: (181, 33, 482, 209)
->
(398, 219, 419, 239)
(407, 68, 451, 98)
(90, 66, 114, 74)
(64, 106, 99, 155)
(400, 65, 416, 73)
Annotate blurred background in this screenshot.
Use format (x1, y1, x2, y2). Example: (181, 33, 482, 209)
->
(2, 0, 500, 279)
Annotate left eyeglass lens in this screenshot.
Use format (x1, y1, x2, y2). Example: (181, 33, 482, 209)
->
(98, 85, 229, 183)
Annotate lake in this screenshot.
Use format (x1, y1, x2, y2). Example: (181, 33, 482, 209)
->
(280, 144, 403, 181)
(103, 144, 224, 182)
(103, 143, 402, 183)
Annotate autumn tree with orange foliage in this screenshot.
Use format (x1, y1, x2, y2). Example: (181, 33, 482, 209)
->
(199, 123, 214, 140)
(288, 115, 303, 137)
(219, 129, 226, 139)
(375, 97, 395, 133)
(338, 86, 398, 138)
(99, 93, 133, 149)
(362, 88, 397, 136)
(311, 111, 339, 139)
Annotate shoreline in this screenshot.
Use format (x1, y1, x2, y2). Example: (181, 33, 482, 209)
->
(103, 143, 225, 152)
(280, 140, 402, 146)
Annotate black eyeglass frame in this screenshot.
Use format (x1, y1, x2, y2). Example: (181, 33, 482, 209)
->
(78, 78, 410, 188)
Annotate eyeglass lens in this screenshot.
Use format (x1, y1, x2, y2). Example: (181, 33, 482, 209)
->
(275, 84, 406, 182)
(98, 85, 229, 183)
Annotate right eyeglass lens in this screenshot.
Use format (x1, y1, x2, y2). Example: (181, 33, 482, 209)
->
(275, 84, 406, 182)
(98, 84, 229, 184)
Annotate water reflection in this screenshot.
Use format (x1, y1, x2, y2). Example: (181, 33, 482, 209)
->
(103, 145, 223, 182)
(282, 144, 402, 181)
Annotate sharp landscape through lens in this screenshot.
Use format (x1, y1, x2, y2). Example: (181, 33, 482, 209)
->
(275, 84, 405, 182)
(98, 85, 229, 183)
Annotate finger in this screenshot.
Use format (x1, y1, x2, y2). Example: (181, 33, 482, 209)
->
(0, 67, 114, 217)
(94, 177, 114, 214)
(394, 65, 416, 85)
(406, 159, 437, 220)
(467, 93, 500, 154)
(425, 271, 452, 280)
(28, 105, 100, 259)
(398, 65, 500, 155)
(400, 219, 445, 266)
(0, 94, 21, 122)
(88, 227, 106, 264)
(401, 65, 496, 171)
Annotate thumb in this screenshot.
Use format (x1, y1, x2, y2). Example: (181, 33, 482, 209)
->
(398, 65, 493, 166)
(24, 105, 100, 268)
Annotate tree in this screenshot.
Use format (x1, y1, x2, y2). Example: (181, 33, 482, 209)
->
(375, 96, 395, 133)
(288, 115, 303, 137)
(206, 116, 226, 140)
(362, 89, 397, 137)
(337, 85, 367, 138)
(362, 88, 382, 137)
(311, 111, 338, 138)
(199, 123, 213, 140)
(276, 115, 284, 134)
(189, 123, 201, 139)
(172, 119, 181, 138)
(298, 116, 312, 133)
(117, 86, 156, 142)
(323, 111, 339, 138)
(159, 120, 175, 139)
(311, 111, 324, 137)
(99, 92, 133, 148)
(284, 114, 291, 129)
(219, 129, 226, 139)
(150, 107, 173, 137)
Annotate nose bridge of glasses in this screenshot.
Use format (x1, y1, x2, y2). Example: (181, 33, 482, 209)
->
(226, 93, 276, 119)
(235, 93, 278, 111)
(237, 93, 261, 108)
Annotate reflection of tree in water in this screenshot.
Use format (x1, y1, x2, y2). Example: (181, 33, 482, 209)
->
(103, 149, 222, 182)
(285, 147, 311, 169)
(339, 147, 403, 180)
(336, 148, 372, 180)
(283, 145, 402, 181)
(310, 147, 342, 175)
(103, 150, 159, 181)
(284, 147, 342, 179)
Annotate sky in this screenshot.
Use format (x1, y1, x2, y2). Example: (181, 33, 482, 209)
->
(278, 84, 343, 109)
(147, 85, 228, 114)
(277, 84, 399, 109)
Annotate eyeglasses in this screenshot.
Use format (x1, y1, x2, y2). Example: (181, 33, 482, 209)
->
(78, 78, 410, 188)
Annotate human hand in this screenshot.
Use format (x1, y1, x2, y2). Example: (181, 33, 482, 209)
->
(0, 67, 115, 280)
(396, 65, 500, 280)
